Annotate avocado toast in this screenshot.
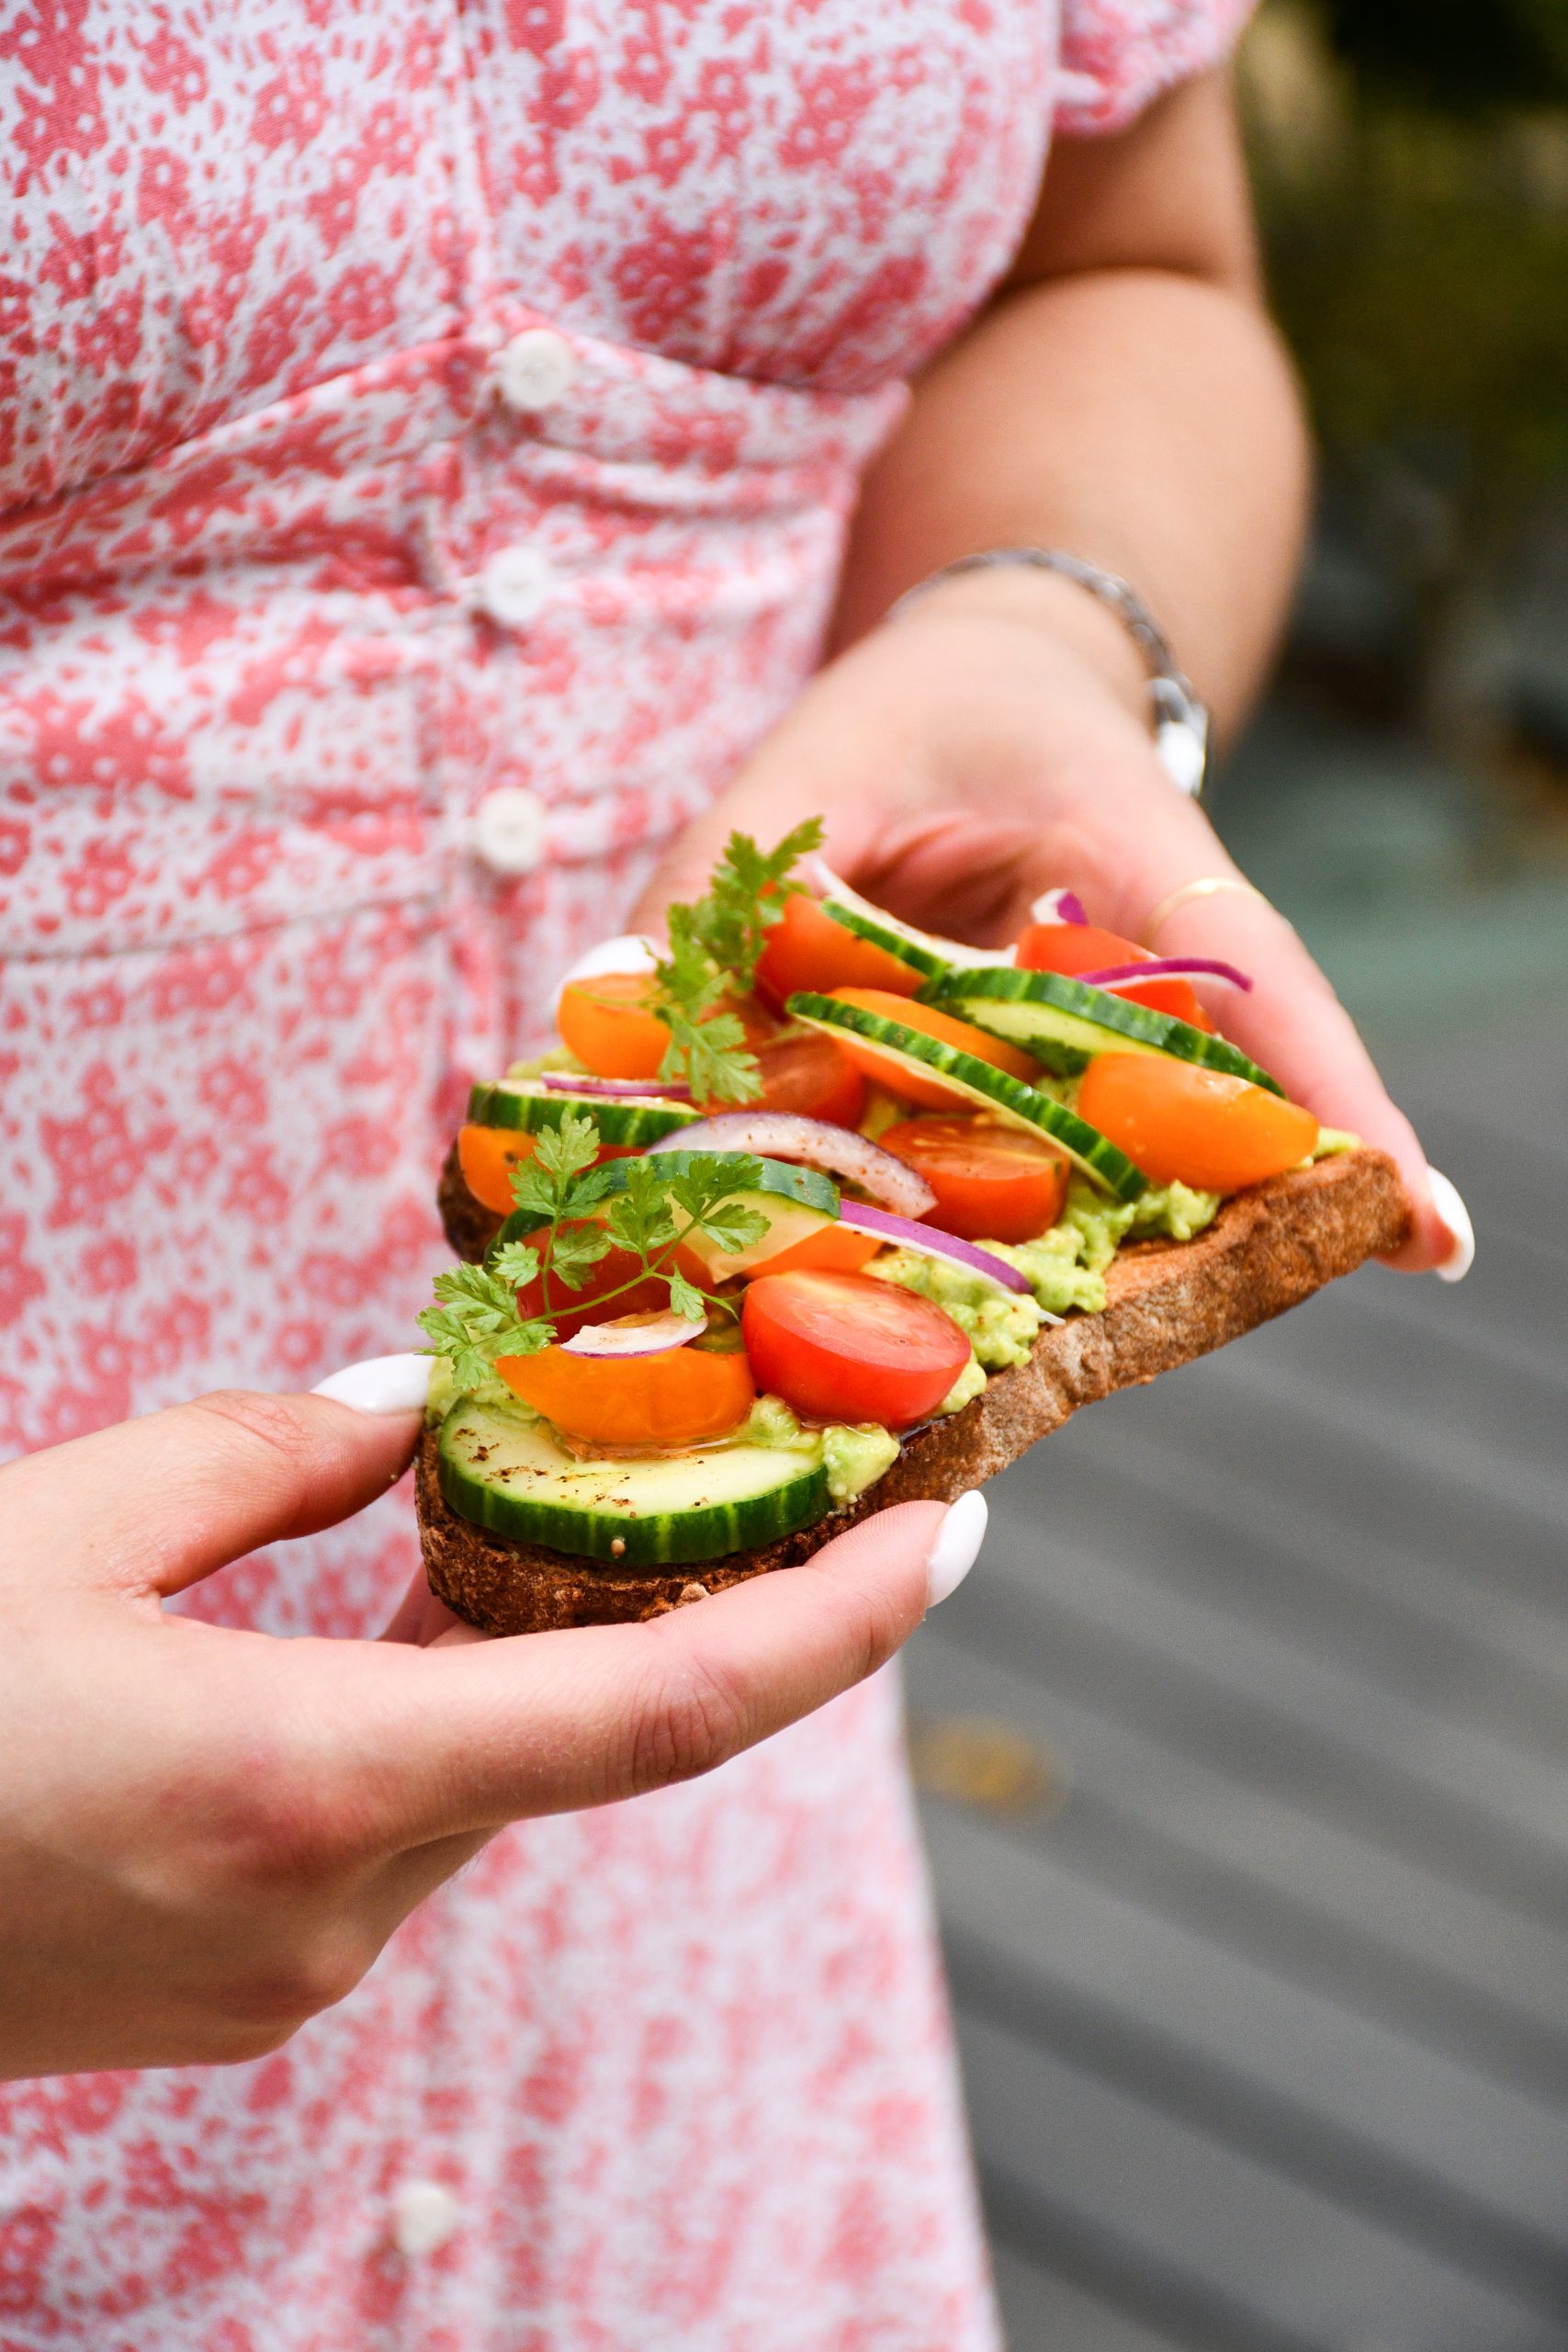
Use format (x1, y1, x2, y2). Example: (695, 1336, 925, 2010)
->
(415, 828, 1411, 1635)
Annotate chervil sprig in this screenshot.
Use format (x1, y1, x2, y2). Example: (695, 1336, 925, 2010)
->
(649, 818, 825, 1104)
(421, 1139, 776, 1387)
(416, 1261, 550, 1393)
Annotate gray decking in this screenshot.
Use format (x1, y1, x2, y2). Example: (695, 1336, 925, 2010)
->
(907, 1017, 1568, 2349)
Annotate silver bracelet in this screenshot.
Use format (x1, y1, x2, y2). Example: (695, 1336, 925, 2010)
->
(887, 547, 1210, 798)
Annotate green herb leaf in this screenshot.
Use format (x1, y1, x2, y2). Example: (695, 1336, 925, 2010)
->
(416, 1262, 551, 1390)
(647, 820, 823, 1103)
(666, 1267, 706, 1322)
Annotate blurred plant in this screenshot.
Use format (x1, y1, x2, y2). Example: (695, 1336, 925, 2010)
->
(1240, 2, 1568, 751)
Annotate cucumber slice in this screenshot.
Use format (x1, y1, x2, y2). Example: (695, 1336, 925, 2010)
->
(635, 1149, 840, 1277)
(485, 1152, 841, 1279)
(923, 967, 1283, 1095)
(818, 900, 949, 984)
(784, 992, 1146, 1202)
(467, 1080, 700, 1148)
(439, 1397, 831, 1565)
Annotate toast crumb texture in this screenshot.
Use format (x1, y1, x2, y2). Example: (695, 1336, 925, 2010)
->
(420, 1146, 1409, 1636)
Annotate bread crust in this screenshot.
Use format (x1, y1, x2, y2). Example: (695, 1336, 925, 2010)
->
(419, 1146, 1410, 1637)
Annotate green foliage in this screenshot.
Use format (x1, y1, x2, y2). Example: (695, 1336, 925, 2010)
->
(419, 1113, 772, 1384)
(650, 819, 824, 1103)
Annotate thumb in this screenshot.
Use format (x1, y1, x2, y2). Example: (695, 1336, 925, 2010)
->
(2, 1385, 422, 1602)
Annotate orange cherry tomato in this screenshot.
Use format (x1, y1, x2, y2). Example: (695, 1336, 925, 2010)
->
(557, 972, 671, 1080)
(498, 1331, 755, 1448)
(826, 987, 1038, 1110)
(741, 1269, 971, 1428)
(750, 1027, 865, 1127)
(1077, 1052, 1319, 1193)
(881, 1116, 1069, 1244)
(457, 1123, 537, 1215)
(1015, 922, 1213, 1031)
(746, 1224, 882, 1278)
(754, 891, 923, 1008)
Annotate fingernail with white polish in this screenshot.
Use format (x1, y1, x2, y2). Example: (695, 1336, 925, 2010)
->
(1426, 1166, 1475, 1284)
(312, 1353, 434, 1414)
(926, 1490, 988, 1609)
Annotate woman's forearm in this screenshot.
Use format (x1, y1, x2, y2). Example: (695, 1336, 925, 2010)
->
(830, 261, 1311, 747)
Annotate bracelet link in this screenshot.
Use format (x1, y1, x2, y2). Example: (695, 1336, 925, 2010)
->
(887, 547, 1210, 800)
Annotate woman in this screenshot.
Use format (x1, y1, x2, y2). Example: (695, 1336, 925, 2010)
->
(0, 4, 1469, 2346)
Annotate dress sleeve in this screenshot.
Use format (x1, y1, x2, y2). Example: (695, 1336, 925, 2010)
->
(1054, 0, 1256, 136)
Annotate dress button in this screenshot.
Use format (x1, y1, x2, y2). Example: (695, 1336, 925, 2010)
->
(475, 544, 556, 629)
(390, 2179, 463, 2259)
(471, 785, 547, 876)
(494, 326, 577, 413)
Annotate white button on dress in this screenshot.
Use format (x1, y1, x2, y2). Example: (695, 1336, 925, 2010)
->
(474, 544, 556, 628)
(470, 784, 547, 876)
(389, 2179, 463, 2259)
(494, 326, 577, 412)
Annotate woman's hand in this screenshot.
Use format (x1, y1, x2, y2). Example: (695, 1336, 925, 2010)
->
(1, 1380, 967, 2081)
(630, 581, 1466, 1275)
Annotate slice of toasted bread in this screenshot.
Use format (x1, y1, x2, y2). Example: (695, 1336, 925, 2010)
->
(418, 1146, 1409, 1636)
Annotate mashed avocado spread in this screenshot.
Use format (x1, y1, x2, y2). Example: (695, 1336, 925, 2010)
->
(738, 1392, 898, 1502)
(868, 1172, 1223, 1351)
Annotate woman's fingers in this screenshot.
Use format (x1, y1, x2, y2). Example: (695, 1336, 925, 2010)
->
(310, 1499, 958, 1852)
(1145, 887, 1458, 1272)
(3, 1387, 424, 1602)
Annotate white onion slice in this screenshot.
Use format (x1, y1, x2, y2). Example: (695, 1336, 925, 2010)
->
(807, 858, 1016, 969)
(838, 1201, 1038, 1297)
(551, 933, 662, 1015)
(643, 1111, 936, 1216)
(558, 1310, 700, 1359)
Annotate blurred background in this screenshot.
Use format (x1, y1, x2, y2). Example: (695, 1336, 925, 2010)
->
(908, 6, 1568, 2345)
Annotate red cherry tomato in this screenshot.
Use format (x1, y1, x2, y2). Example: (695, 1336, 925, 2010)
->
(750, 1027, 866, 1126)
(754, 891, 923, 1008)
(512, 1235, 672, 1341)
(881, 1116, 1070, 1243)
(741, 1269, 972, 1428)
(1077, 1053, 1319, 1193)
(1015, 922, 1213, 1031)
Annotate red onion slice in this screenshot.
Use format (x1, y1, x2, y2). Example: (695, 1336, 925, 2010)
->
(1029, 888, 1089, 927)
(559, 1310, 700, 1359)
(838, 1201, 1033, 1295)
(540, 1071, 694, 1101)
(643, 1112, 936, 1216)
(1077, 956, 1254, 992)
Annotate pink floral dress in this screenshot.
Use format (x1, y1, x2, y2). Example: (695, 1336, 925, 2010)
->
(0, 3, 1247, 2344)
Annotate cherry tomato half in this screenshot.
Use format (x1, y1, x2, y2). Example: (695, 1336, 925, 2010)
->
(498, 1329, 755, 1448)
(826, 988, 1039, 1110)
(741, 1269, 972, 1428)
(557, 972, 671, 1080)
(1015, 922, 1213, 1031)
(882, 1115, 1070, 1244)
(746, 1224, 882, 1278)
(1077, 1052, 1319, 1193)
(457, 1123, 537, 1215)
(512, 1234, 672, 1342)
(754, 891, 922, 1008)
(750, 1026, 865, 1126)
